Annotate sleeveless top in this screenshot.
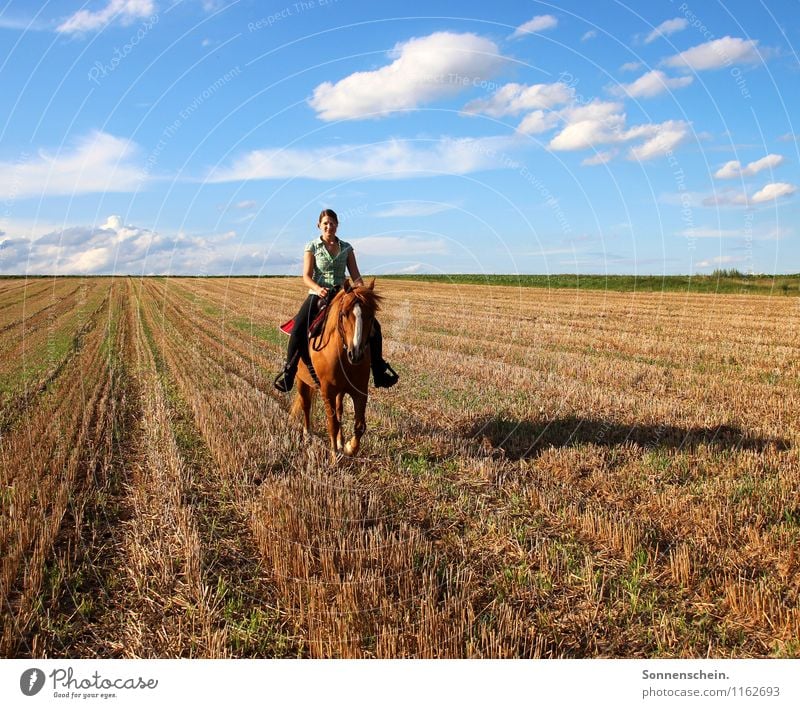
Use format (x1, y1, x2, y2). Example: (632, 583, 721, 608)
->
(305, 237, 352, 295)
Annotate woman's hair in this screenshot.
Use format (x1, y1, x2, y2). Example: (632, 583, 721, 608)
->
(317, 208, 339, 225)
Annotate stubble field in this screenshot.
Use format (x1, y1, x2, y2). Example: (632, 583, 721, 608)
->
(1, 276, 798, 658)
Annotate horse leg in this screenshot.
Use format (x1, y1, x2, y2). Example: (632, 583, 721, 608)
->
(321, 388, 340, 464)
(335, 392, 345, 451)
(343, 391, 367, 457)
(297, 378, 313, 437)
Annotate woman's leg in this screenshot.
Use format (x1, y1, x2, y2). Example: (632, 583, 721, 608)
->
(369, 319, 399, 388)
(275, 295, 316, 392)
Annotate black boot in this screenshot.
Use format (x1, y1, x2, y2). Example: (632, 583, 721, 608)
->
(370, 320, 399, 388)
(274, 351, 299, 393)
(373, 361, 399, 388)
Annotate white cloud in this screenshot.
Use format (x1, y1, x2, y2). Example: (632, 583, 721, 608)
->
(581, 30, 597, 41)
(679, 227, 742, 239)
(644, 18, 688, 44)
(207, 135, 521, 182)
(620, 61, 643, 72)
(349, 235, 447, 256)
(547, 100, 624, 150)
(509, 15, 558, 39)
(702, 182, 796, 206)
(57, 0, 155, 34)
(393, 263, 424, 274)
(627, 120, 690, 160)
(463, 81, 573, 117)
(695, 255, 749, 268)
(374, 202, 457, 217)
(751, 182, 796, 203)
(0, 131, 145, 200)
(517, 110, 561, 135)
(663, 36, 761, 71)
(0, 216, 296, 275)
(714, 154, 784, 179)
(614, 70, 693, 98)
(308, 32, 505, 121)
(582, 150, 617, 166)
(542, 98, 689, 160)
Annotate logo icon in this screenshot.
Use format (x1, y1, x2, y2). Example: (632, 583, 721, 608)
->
(20, 669, 45, 696)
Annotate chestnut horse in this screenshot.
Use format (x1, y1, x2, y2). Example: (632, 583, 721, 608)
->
(289, 279, 382, 462)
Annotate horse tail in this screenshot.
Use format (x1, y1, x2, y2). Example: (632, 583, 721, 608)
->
(289, 383, 315, 421)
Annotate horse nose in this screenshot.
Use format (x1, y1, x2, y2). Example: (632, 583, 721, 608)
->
(348, 346, 363, 364)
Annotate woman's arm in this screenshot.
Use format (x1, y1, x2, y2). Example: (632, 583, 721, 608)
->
(303, 250, 327, 296)
(347, 249, 364, 286)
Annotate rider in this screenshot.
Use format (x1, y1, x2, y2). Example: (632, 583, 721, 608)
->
(274, 208, 399, 393)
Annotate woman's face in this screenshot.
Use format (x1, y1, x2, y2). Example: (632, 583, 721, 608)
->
(319, 215, 338, 239)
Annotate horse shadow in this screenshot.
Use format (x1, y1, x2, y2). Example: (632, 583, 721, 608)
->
(464, 414, 790, 460)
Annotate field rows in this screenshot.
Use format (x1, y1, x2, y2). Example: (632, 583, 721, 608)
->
(1, 277, 798, 657)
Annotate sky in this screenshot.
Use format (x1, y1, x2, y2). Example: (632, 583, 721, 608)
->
(0, 0, 798, 276)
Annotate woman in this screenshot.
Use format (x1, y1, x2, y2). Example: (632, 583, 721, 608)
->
(274, 208, 399, 392)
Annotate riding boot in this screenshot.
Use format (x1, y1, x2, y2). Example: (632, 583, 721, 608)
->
(273, 351, 299, 392)
(369, 319, 399, 388)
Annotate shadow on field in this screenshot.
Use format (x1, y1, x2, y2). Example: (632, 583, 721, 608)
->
(465, 415, 791, 460)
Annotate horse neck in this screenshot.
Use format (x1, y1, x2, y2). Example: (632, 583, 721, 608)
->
(322, 294, 345, 343)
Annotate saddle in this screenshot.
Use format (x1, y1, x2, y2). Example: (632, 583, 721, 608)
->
(279, 287, 340, 339)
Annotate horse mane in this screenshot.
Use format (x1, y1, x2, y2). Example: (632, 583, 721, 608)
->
(336, 279, 382, 314)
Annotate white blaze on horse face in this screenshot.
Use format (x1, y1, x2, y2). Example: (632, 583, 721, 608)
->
(352, 303, 363, 352)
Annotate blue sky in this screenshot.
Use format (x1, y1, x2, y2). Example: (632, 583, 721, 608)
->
(0, 0, 798, 275)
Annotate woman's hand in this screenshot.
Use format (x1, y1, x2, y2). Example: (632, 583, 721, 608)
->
(317, 286, 329, 298)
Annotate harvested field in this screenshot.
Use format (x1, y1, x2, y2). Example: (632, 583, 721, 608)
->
(1, 276, 798, 658)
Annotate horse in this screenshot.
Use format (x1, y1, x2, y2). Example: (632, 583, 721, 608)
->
(289, 279, 382, 462)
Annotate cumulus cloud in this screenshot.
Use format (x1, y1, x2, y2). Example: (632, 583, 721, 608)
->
(0, 216, 296, 275)
(751, 182, 796, 203)
(57, 0, 155, 34)
(663, 36, 761, 71)
(0, 132, 146, 200)
(463, 81, 574, 117)
(509, 15, 558, 39)
(517, 110, 561, 135)
(613, 70, 693, 98)
(0, 131, 145, 200)
(548, 99, 690, 161)
(644, 18, 688, 44)
(702, 182, 795, 206)
(308, 32, 505, 121)
(714, 154, 784, 179)
(207, 135, 521, 182)
(627, 120, 691, 160)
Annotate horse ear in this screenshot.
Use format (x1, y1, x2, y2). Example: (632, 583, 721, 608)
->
(368, 277, 375, 290)
(343, 278, 352, 292)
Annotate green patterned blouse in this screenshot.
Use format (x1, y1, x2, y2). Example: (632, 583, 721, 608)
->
(305, 237, 353, 294)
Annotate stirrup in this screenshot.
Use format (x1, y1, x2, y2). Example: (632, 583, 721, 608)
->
(374, 362, 399, 389)
(273, 367, 295, 393)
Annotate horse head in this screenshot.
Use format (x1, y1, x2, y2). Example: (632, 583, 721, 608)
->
(336, 279, 382, 365)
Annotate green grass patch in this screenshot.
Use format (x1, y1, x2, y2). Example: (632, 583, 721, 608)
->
(384, 272, 800, 295)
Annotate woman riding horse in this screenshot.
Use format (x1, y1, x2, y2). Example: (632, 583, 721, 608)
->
(274, 208, 399, 393)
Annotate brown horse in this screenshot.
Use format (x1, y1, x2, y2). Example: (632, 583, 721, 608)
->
(290, 279, 382, 462)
